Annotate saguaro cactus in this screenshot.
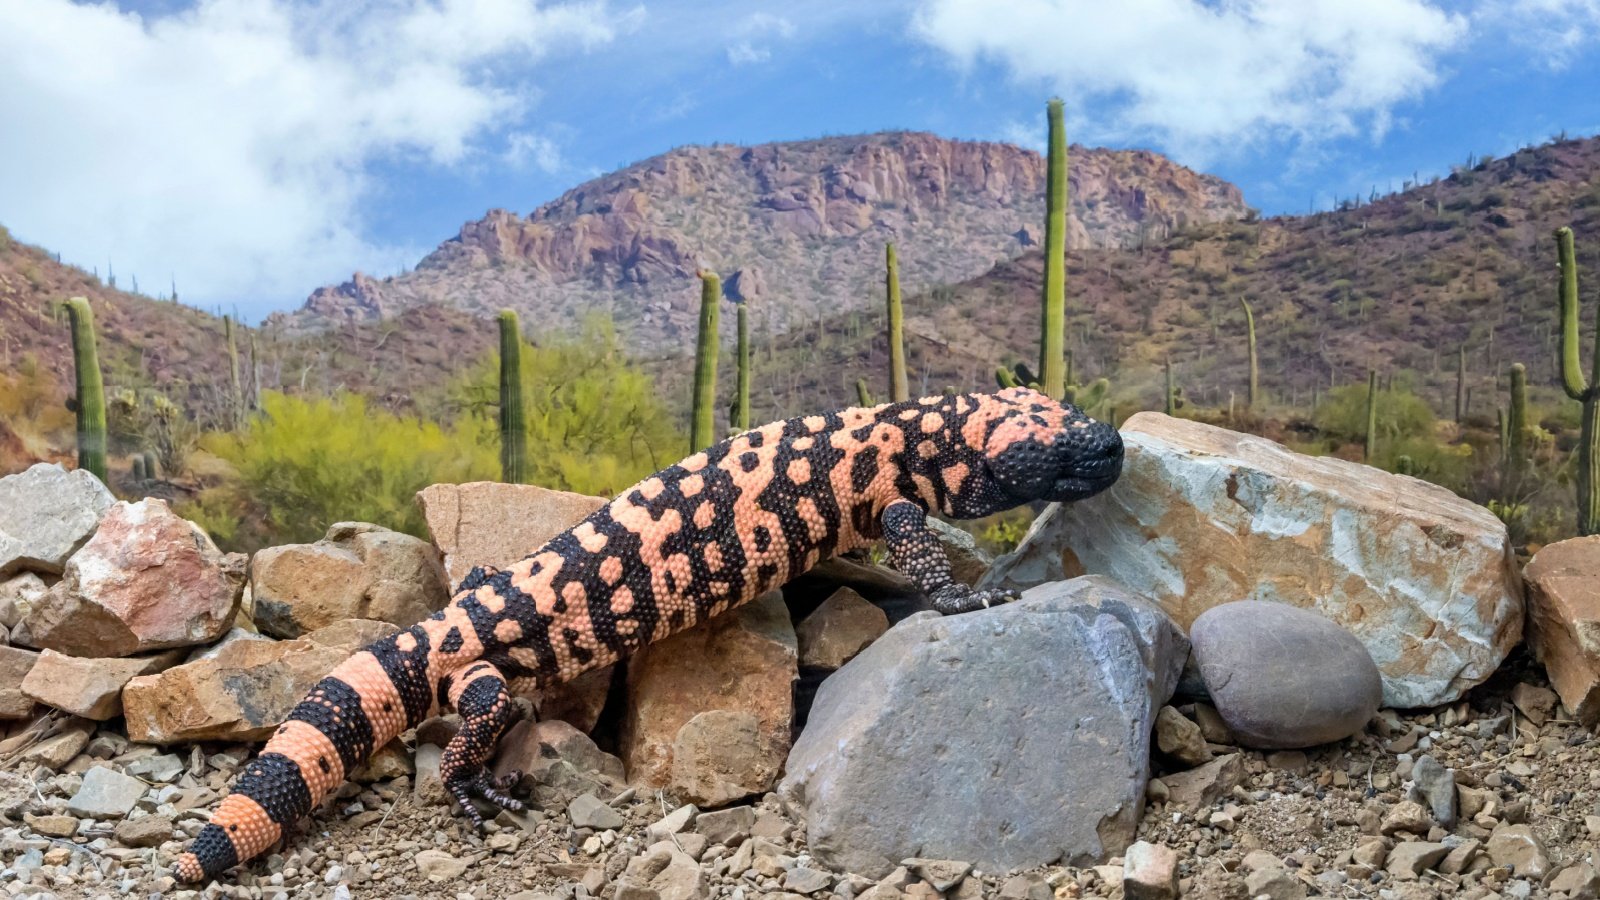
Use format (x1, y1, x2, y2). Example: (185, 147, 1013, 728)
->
(1557, 227, 1600, 534)
(1039, 97, 1068, 399)
(733, 298, 751, 431)
(1455, 345, 1466, 422)
(224, 315, 243, 427)
(1240, 298, 1258, 408)
(497, 310, 527, 484)
(1164, 358, 1177, 416)
(1365, 370, 1379, 462)
(886, 243, 908, 402)
(856, 379, 874, 407)
(1507, 362, 1529, 476)
(65, 297, 107, 482)
(691, 271, 721, 453)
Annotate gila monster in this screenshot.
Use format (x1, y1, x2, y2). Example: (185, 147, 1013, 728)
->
(177, 386, 1123, 882)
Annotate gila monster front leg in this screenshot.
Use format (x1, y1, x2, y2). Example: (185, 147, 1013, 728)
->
(880, 499, 1018, 615)
(439, 662, 525, 827)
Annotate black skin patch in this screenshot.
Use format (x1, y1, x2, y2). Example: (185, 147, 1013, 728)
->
(285, 677, 374, 775)
(440, 628, 465, 655)
(230, 753, 313, 826)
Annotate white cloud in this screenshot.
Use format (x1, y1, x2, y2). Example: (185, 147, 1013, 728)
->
(504, 131, 568, 173)
(725, 11, 794, 65)
(911, 0, 1470, 160)
(0, 0, 632, 317)
(1474, 0, 1600, 68)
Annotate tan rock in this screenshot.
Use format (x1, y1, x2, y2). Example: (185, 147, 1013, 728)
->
(416, 481, 605, 588)
(1159, 753, 1243, 813)
(1154, 706, 1211, 767)
(22, 647, 186, 719)
(1486, 823, 1550, 879)
(21, 717, 95, 770)
(670, 709, 781, 807)
(620, 591, 796, 803)
(250, 522, 449, 638)
(983, 413, 1523, 708)
(23, 500, 244, 658)
(795, 587, 888, 669)
(1524, 536, 1600, 725)
(1122, 841, 1179, 900)
(0, 572, 49, 630)
(0, 463, 115, 577)
(0, 646, 38, 718)
(122, 619, 397, 743)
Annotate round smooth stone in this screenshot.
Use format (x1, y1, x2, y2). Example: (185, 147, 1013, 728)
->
(1191, 600, 1382, 750)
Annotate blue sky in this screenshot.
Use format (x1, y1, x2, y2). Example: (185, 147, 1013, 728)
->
(3, 0, 1600, 322)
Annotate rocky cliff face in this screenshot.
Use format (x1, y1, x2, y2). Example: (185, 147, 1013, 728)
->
(289, 132, 1248, 349)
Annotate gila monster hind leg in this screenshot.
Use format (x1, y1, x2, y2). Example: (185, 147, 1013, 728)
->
(440, 662, 525, 827)
(880, 499, 1018, 615)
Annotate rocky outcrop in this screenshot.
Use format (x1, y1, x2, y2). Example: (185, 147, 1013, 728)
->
(22, 500, 245, 658)
(0, 463, 115, 576)
(620, 591, 797, 806)
(301, 271, 388, 321)
(1189, 601, 1383, 749)
(1524, 536, 1600, 725)
(121, 619, 398, 743)
(782, 576, 1187, 879)
(250, 522, 449, 638)
(983, 413, 1523, 709)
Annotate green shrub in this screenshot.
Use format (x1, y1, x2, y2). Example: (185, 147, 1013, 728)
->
(1314, 383, 1436, 446)
(197, 391, 496, 548)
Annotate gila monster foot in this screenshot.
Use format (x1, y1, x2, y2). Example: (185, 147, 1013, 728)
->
(446, 769, 525, 828)
(930, 584, 1020, 615)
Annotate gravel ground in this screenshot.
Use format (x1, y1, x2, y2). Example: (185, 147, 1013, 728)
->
(0, 651, 1592, 900)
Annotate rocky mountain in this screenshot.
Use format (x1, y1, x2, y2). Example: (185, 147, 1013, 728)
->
(287, 131, 1250, 348)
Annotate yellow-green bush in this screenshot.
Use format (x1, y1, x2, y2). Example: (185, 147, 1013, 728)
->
(447, 315, 683, 498)
(196, 391, 496, 548)
(1313, 382, 1436, 446)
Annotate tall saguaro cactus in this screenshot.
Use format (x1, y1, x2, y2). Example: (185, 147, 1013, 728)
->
(1507, 362, 1529, 476)
(885, 243, 908, 402)
(65, 297, 107, 482)
(1240, 298, 1258, 408)
(1365, 370, 1379, 462)
(1556, 227, 1600, 534)
(224, 315, 243, 428)
(1039, 98, 1068, 399)
(733, 298, 752, 431)
(691, 271, 721, 453)
(497, 310, 527, 484)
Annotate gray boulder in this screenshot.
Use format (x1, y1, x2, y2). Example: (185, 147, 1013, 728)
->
(0, 463, 114, 576)
(781, 575, 1186, 878)
(1190, 601, 1382, 749)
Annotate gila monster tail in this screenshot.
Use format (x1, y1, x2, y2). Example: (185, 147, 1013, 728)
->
(176, 625, 433, 882)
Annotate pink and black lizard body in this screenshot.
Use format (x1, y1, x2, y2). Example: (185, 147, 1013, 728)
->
(177, 387, 1122, 882)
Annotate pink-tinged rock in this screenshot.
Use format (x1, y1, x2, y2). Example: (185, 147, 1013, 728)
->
(22, 647, 187, 720)
(0, 463, 115, 577)
(121, 619, 397, 743)
(984, 413, 1523, 709)
(0, 646, 40, 719)
(251, 522, 449, 638)
(22, 500, 246, 658)
(1525, 536, 1600, 725)
(620, 591, 797, 805)
(417, 480, 611, 730)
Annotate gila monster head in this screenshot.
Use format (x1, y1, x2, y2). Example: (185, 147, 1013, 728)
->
(981, 387, 1123, 505)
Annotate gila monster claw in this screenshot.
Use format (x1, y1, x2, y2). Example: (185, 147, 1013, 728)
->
(446, 769, 526, 828)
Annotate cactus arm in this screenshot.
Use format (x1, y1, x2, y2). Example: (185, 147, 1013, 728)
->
(995, 366, 1020, 390)
(855, 378, 874, 407)
(734, 301, 751, 431)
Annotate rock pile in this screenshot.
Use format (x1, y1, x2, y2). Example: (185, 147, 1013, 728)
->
(6, 410, 1600, 900)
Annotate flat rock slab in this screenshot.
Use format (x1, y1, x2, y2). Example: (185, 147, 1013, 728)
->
(23, 500, 245, 658)
(68, 766, 147, 818)
(1525, 536, 1600, 725)
(251, 521, 449, 638)
(122, 619, 397, 743)
(22, 647, 187, 720)
(416, 481, 605, 590)
(983, 412, 1523, 708)
(781, 575, 1187, 879)
(0, 463, 114, 577)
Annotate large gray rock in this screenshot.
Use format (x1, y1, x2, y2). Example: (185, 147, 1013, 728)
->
(22, 500, 245, 657)
(781, 576, 1186, 878)
(983, 413, 1523, 708)
(251, 522, 449, 638)
(0, 463, 115, 576)
(1190, 601, 1383, 749)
